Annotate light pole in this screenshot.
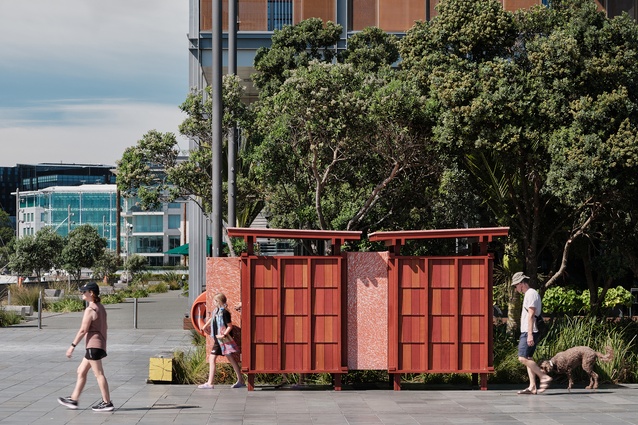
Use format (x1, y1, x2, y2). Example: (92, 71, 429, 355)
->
(212, 0, 222, 258)
(124, 222, 133, 283)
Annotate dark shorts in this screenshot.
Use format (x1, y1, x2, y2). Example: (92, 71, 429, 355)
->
(211, 339, 222, 355)
(85, 348, 107, 361)
(518, 332, 539, 358)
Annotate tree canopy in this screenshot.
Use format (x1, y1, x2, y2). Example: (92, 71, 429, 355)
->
(62, 224, 107, 283)
(398, 0, 638, 310)
(9, 227, 64, 280)
(116, 75, 261, 227)
(112, 0, 638, 307)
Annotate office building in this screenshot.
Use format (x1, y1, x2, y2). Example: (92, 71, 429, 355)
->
(16, 185, 186, 267)
(0, 163, 116, 230)
(188, 0, 633, 103)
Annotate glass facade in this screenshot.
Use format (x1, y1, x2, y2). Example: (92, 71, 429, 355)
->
(17, 163, 115, 191)
(17, 187, 186, 267)
(18, 186, 118, 249)
(136, 236, 164, 253)
(169, 235, 181, 249)
(0, 167, 19, 225)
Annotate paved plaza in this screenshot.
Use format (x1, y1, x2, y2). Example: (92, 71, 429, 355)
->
(1, 290, 638, 424)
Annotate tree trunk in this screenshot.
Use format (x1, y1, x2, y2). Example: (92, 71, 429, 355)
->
(507, 291, 521, 336)
(543, 206, 598, 290)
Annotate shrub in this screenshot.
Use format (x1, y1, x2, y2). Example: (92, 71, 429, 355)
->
(602, 286, 633, 309)
(47, 280, 69, 292)
(161, 272, 184, 290)
(489, 321, 528, 384)
(48, 297, 85, 313)
(118, 286, 149, 299)
(8, 284, 43, 312)
(171, 345, 210, 384)
(487, 316, 638, 385)
(580, 286, 633, 313)
(0, 308, 22, 326)
(535, 316, 638, 385)
(101, 293, 124, 304)
(172, 330, 246, 385)
(147, 282, 169, 293)
(190, 329, 206, 346)
(132, 271, 153, 286)
(542, 286, 583, 315)
(342, 370, 389, 386)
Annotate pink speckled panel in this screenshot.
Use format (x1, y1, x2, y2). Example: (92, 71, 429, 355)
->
(346, 251, 389, 369)
(205, 257, 242, 361)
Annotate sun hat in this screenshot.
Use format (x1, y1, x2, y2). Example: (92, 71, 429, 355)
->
(511, 272, 529, 286)
(79, 282, 100, 295)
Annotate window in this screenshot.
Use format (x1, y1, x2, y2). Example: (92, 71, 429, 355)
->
(268, 0, 293, 31)
(135, 216, 163, 233)
(136, 236, 164, 253)
(169, 236, 181, 249)
(168, 215, 181, 229)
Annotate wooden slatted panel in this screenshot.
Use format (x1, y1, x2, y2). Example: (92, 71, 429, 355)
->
(459, 259, 487, 371)
(312, 258, 341, 371)
(391, 256, 493, 374)
(398, 258, 426, 371)
(252, 257, 279, 371)
(249, 256, 344, 374)
(428, 258, 456, 371)
(282, 259, 309, 371)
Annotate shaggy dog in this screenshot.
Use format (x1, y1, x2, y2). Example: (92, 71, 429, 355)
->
(539, 346, 613, 391)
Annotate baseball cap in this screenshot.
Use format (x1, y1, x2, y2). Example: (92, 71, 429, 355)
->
(79, 282, 100, 295)
(511, 272, 529, 286)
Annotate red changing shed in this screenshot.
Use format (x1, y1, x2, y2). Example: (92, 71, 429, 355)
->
(221, 226, 508, 391)
(369, 227, 510, 390)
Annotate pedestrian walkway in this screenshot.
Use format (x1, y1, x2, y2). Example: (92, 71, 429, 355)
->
(2, 290, 638, 424)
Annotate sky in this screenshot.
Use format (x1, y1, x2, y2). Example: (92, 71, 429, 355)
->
(0, 1, 190, 167)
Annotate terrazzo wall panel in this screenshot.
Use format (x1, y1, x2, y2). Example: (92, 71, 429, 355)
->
(346, 251, 389, 370)
(205, 257, 242, 360)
